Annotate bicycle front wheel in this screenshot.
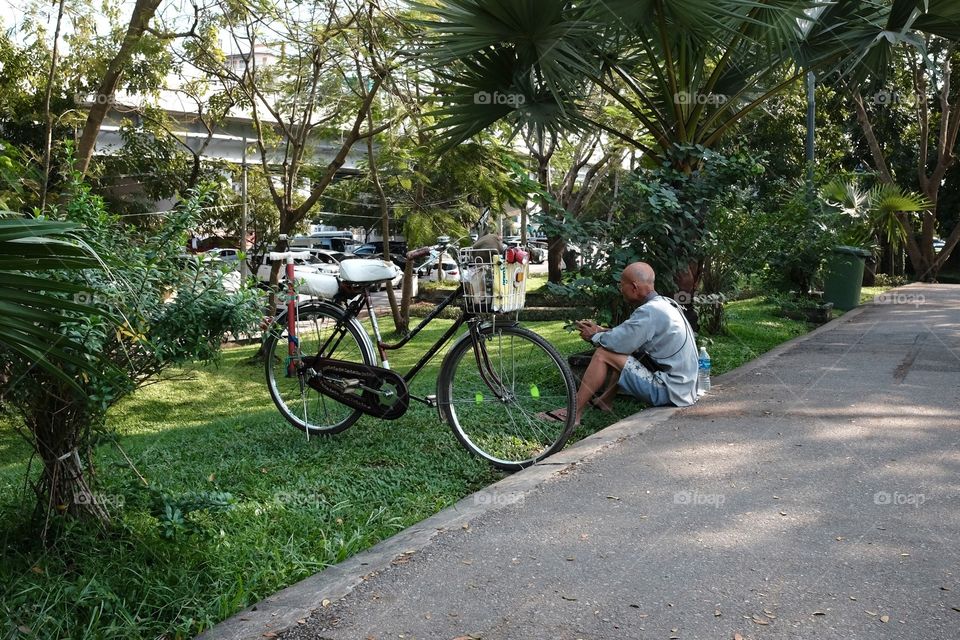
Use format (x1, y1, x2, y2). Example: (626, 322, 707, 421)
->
(264, 302, 375, 435)
(437, 324, 577, 471)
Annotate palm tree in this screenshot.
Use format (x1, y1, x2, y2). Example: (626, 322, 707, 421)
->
(419, 1, 960, 168)
(419, 0, 872, 298)
(420, 0, 960, 293)
(419, 1, 898, 167)
(820, 178, 931, 275)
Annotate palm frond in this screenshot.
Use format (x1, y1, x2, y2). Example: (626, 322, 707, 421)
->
(0, 215, 105, 393)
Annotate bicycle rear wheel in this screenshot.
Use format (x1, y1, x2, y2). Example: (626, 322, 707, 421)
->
(264, 302, 375, 435)
(437, 323, 577, 471)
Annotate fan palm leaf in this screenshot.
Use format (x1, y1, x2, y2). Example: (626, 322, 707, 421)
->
(0, 215, 104, 392)
(421, 0, 959, 161)
(819, 179, 930, 249)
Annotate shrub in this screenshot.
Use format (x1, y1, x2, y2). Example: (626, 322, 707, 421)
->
(0, 175, 263, 533)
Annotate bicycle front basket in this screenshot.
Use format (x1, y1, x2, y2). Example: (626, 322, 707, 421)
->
(458, 249, 528, 313)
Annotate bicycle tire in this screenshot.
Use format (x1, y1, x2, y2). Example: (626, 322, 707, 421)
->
(437, 323, 577, 471)
(264, 301, 375, 435)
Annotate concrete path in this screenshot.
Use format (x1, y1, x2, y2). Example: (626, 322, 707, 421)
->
(202, 284, 960, 640)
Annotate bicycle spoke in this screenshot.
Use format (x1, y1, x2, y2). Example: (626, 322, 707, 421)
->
(439, 325, 576, 470)
(266, 303, 373, 435)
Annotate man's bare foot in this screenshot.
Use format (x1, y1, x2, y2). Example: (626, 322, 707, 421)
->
(589, 397, 613, 413)
(536, 408, 580, 426)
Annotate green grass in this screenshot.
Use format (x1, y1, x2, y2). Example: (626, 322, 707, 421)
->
(706, 296, 811, 375)
(860, 285, 891, 304)
(0, 320, 585, 639)
(0, 296, 834, 638)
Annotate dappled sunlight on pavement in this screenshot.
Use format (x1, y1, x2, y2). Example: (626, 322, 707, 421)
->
(204, 284, 960, 640)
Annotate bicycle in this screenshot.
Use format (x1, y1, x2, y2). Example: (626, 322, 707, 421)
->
(263, 244, 578, 471)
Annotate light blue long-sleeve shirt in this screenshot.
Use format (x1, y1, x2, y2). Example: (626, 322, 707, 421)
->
(591, 293, 699, 406)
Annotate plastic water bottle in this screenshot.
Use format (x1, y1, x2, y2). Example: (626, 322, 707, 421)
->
(697, 346, 711, 395)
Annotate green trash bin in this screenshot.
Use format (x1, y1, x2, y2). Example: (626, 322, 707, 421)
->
(822, 245, 872, 311)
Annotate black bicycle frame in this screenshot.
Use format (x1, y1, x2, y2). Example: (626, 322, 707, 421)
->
(289, 278, 519, 409)
(375, 285, 467, 384)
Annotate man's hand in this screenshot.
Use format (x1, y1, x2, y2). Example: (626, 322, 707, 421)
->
(575, 319, 605, 342)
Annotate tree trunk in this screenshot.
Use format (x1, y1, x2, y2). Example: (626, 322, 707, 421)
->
(26, 395, 111, 538)
(40, 0, 67, 211)
(366, 111, 403, 331)
(76, 0, 163, 175)
(547, 234, 565, 282)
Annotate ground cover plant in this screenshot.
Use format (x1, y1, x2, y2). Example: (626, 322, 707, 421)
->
(0, 293, 836, 638)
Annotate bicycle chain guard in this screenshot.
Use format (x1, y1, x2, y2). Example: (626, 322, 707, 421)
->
(303, 357, 410, 420)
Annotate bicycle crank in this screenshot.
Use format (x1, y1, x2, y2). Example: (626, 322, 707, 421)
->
(302, 357, 410, 420)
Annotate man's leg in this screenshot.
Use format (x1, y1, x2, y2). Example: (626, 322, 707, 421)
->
(617, 358, 670, 406)
(592, 376, 619, 411)
(573, 347, 628, 423)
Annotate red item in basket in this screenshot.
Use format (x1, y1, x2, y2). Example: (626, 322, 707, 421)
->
(505, 247, 527, 264)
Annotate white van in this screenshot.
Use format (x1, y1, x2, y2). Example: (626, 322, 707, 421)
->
(289, 231, 355, 252)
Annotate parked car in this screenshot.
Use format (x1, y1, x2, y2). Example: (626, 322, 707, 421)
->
(416, 254, 460, 281)
(526, 241, 547, 264)
(350, 244, 379, 257)
(351, 240, 408, 257)
(204, 247, 241, 264)
(310, 249, 403, 289)
(255, 254, 326, 286)
(306, 248, 354, 272)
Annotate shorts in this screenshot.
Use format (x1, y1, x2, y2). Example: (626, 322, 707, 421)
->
(618, 356, 671, 406)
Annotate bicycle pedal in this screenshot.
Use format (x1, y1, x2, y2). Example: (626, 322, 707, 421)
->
(334, 378, 361, 389)
(425, 394, 438, 407)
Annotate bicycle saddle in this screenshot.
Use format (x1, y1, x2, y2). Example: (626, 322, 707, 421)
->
(339, 259, 401, 286)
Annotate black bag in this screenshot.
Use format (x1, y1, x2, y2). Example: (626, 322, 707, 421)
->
(631, 349, 668, 373)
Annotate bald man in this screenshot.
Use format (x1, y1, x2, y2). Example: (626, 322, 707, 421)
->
(547, 262, 699, 424)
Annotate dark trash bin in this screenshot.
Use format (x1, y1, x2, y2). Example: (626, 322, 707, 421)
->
(823, 246, 872, 311)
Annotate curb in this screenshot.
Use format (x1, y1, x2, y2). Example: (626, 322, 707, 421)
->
(197, 407, 679, 640)
(713, 298, 873, 387)
(196, 294, 888, 640)
(197, 405, 679, 640)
